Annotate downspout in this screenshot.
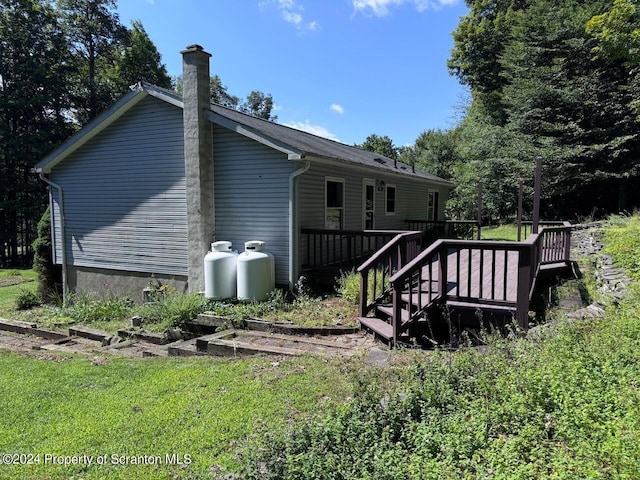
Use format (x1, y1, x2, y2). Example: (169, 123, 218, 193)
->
(289, 158, 310, 290)
(39, 174, 68, 306)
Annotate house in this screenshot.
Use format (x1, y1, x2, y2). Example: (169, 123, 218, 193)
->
(34, 45, 453, 301)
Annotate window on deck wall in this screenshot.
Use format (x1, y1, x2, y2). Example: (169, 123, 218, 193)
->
(385, 184, 396, 215)
(427, 190, 439, 221)
(325, 177, 344, 230)
(363, 179, 375, 229)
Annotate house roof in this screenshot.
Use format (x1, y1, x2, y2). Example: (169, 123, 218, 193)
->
(35, 82, 453, 186)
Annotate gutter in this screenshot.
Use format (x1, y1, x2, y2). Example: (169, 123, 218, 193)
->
(38, 174, 68, 306)
(288, 159, 311, 290)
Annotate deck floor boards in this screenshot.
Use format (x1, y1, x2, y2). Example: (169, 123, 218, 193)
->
(417, 248, 566, 306)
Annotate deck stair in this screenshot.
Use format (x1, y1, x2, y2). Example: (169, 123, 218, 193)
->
(357, 223, 574, 347)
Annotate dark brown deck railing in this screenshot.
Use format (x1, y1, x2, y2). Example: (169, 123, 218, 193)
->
(404, 220, 481, 240)
(301, 228, 413, 270)
(357, 231, 423, 317)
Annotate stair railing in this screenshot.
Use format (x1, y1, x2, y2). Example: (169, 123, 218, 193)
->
(357, 231, 423, 317)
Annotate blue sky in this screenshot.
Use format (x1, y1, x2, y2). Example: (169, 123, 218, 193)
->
(117, 0, 470, 147)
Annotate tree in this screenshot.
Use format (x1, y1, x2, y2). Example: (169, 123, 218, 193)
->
(33, 206, 62, 301)
(242, 90, 277, 121)
(448, 0, 640, 219)
(208, 74, 240, 109)
(412, 129, 459, 181)
(0, 0, 73, 266)
(587, 0, 640, 120)
(358, 134, 398, 160)
(176, 74, 277, 121)
(58, 0, 128, 123)
(111, 20, 172, 93)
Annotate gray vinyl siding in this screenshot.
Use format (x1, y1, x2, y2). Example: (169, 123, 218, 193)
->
(50, 96, 188, 276)
(298, 160, 445, 231)
(297, 160, 449, 268)
(213, 124, 292, 285)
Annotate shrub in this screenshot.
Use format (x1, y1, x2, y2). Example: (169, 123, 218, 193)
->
(32, 207, 62, 302)
(15, 289, 41, 310)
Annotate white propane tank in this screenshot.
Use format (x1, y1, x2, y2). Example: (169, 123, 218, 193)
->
(237, 240, 275, 301)
(204, 241, 238, 299)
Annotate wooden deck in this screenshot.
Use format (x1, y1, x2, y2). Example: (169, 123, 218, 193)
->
(358, 223, 573, 347)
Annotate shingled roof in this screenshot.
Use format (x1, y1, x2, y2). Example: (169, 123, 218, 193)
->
(35, 82, 452, 187)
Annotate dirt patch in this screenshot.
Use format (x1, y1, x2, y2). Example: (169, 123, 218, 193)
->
(0, 331, 51, 353)
(0, 276, 34, 288)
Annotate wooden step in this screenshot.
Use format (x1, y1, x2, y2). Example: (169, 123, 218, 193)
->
(376, 305, 411, 325)
(400, 291, 438, 309)
(358, 317, 393, 341)
(446, 300, 516, 312)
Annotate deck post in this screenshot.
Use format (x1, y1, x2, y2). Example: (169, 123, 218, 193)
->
(477, 182, 483, 240)
(563, 226, 572, 263)
(392, 285, 402, 346)
(438, 244, 448, 300)
(517, 181, 523, 241)
(532, 156, 542, 234)
(516, 245, 532, 330)
(359, 269, 368, 317)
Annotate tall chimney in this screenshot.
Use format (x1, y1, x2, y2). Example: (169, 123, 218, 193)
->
(181, 44, 214, 292)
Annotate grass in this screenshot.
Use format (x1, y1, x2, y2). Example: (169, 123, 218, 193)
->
(481, 224, 520, 241)
(0, 352, 354, 480)
(0, 269, 37, 312)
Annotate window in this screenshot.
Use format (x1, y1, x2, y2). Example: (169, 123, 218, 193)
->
(363, 179, 375, 229)
(325, 177, 344, 230)
(427, 190, 440, 221)
(385, 184, 396, 215)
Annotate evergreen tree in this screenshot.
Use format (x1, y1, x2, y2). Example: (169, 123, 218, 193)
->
(32, 206, 62, 301)
(112, 20, 172, 93)
(0, 0, 72, 266)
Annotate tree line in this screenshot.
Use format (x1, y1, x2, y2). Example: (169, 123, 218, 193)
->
(0, 0, 276, 267)
(361, 0, 639, 222)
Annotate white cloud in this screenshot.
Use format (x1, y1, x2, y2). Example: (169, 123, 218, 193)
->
(272, 104, 284, 111)
(282, 11, 303, 26)
(285, 120, 340, 142)
(262, 0, 320, 32)
(330, 103, 345, 115)
(352, 0, 460, 16)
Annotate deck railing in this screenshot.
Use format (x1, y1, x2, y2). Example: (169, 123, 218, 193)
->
(405, 220, 481, 240)
(382, 224, 573, 344)
(301, 228, 413, 270)
(357, 231, 423, 317)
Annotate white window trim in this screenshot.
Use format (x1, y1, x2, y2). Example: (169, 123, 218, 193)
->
(385, 183, 396, 216)
(427, 189, 440, 221)
(325, 176, 345, 230)
(363, 178, 375, 229)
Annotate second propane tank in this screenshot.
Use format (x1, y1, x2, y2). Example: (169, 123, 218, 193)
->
(237, 240, 275, 301)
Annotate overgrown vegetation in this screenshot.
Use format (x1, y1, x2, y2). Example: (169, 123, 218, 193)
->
(239, 216, 640, 478)
(0, 273, 360, 333)
(604, 213, 640, 281)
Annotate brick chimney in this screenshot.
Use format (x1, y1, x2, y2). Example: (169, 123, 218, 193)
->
(181, 44, 214, 292)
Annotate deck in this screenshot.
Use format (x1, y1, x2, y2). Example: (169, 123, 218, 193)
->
(357, 223, 573, 347)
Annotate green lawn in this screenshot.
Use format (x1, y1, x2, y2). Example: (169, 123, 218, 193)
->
(480, 224, 520, 241)
(0, 269, 37, 312)
(0, 351, 354, 480)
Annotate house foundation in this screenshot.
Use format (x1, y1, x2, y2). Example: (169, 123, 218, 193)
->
(67, 266, 188, 303)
